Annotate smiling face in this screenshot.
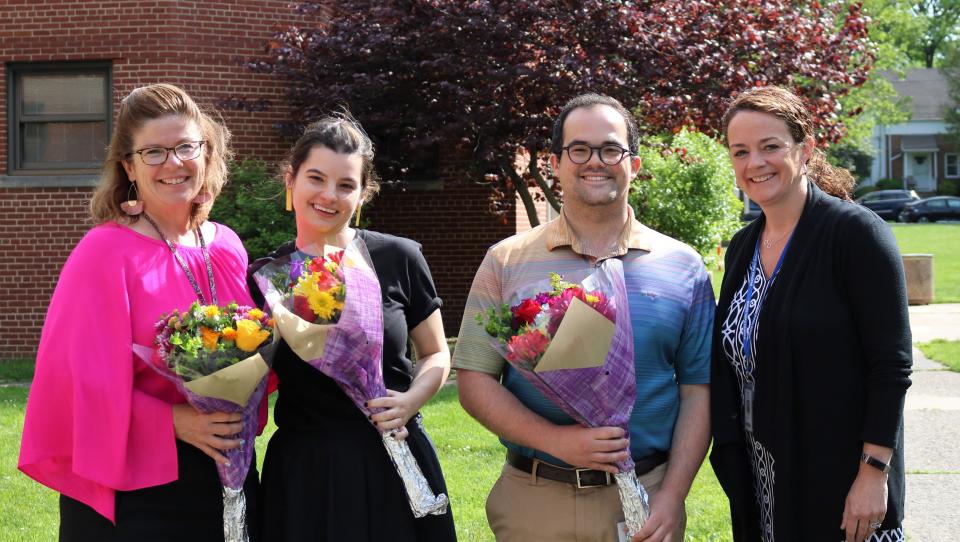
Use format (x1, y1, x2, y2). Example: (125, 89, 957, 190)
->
(121, 115, 205, 217)
(549, 104, 641, 213)
(287, 145, 364, 244)
(726, 110, 813, 210)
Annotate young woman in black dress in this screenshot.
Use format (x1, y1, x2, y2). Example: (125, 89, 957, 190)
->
(249, 115, 457, 541)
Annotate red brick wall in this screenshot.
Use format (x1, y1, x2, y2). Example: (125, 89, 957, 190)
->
(367, 181, 516, 336)
(0, 187, 92, 355)
(0, 0, 301, 358)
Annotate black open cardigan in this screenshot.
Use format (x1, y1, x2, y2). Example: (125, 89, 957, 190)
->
(710, 182, 913, 540)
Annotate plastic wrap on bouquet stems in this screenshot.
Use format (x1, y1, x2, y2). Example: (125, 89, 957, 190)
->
(480, 258, 648, 535)
(132, 339, 276, 542)
(252, 237, 449, 518)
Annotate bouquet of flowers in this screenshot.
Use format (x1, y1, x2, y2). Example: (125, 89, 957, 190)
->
(477, 260, 650, 536)
(253, 239, 449, 518)
(133, 301, 277, 542)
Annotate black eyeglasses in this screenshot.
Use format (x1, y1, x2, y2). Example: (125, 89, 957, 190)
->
(561, 143, 632, 165)
(128, 141, 206, 166)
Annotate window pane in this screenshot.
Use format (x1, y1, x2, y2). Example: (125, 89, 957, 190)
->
(21, 73, 106, 115)
(928, 199, 947, 208)
(22, 122, 107, 165)
(948, 200, 960, 209)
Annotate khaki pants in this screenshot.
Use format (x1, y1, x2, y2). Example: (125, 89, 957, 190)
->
(485, 461, 686, 542)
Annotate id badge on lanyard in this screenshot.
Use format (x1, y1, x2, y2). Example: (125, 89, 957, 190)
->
(743, 380, 755, 433)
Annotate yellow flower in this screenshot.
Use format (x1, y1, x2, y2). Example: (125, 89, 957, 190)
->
(584, 294, 599, 304)
(235, 319, 270, 352)
(307, 290, 339, 321)
(203, 305, 220, 318)
(247, 308, 265, 321)
(200, 326, 221, 351)
(222, 327, 237, 341)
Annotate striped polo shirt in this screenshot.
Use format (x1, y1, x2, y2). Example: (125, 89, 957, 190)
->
(453, 208, 714, 464)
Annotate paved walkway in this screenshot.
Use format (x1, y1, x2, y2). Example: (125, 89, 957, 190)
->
(902, 303, 960, 541)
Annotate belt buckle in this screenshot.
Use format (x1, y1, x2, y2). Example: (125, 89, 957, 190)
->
(574, 468, 610, 489)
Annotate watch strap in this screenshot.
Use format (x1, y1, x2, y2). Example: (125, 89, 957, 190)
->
(861, 453, 891, 474)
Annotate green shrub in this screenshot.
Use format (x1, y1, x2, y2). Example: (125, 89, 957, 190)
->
(853, 183, 879, 200)
(210, 158, 296, 261)
(939, 179, 960, 196)
(630, 129, 742, 268)
(876, 178, 903, 190)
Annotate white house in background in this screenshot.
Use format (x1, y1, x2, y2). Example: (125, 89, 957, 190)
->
(870, 68, 957, 194)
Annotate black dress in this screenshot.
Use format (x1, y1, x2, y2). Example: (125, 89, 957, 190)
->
(248, 230, 457, 542)
(59, 440, 260, 542)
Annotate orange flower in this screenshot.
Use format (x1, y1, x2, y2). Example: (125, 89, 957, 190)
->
(222, 327, 238, 342)
(200, 326, 221, 351)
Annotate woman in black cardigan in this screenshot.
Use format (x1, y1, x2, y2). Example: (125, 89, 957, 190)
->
(711, 87, 912, 542)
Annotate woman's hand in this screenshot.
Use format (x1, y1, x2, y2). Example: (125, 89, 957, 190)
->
(172, 404, 243, 464)
(841, 450, 890, 542)
(367, 389, 415, 440)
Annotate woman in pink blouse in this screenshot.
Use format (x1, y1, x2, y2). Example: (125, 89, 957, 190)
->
(19, 83, 259, 541)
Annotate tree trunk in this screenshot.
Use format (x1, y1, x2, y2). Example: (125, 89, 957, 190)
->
(527, 149, 562, 213)
(500, 160, 540, 228)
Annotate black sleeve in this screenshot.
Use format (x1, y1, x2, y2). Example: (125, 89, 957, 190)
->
(838, 209, 912, 448)
(399, 239, 442, 331)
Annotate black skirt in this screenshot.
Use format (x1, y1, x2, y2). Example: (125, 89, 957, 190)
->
(259, 413, 457, 542)
(60, 439, 260, 542)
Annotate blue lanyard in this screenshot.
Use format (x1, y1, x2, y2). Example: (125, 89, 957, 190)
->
(741, 233, 792, 362)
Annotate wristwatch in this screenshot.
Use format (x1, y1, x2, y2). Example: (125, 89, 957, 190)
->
(861, 453, 891, 474)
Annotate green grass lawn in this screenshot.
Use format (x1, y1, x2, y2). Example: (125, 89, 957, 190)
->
(710, 223, 959, 303)
(916, 339, 960, 372)
(890, 224, 960, 303)
(1, 364, 733, 542)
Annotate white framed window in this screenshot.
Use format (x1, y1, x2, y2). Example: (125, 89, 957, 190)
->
(945, 153, 960, 178)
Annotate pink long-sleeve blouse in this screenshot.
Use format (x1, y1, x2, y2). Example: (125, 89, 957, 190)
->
(19, 222, 254, 523)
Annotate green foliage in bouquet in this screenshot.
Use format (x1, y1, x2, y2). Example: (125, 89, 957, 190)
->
(155, 301, 274, 381)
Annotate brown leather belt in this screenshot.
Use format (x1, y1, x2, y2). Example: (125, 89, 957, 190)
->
(506, 449, 669, 489)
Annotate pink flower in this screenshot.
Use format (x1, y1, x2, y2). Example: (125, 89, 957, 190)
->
(506, 329, 550, 366)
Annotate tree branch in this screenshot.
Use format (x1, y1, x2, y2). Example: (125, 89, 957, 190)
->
(500, 159, 540, 228)
(528, 149, 562, 213)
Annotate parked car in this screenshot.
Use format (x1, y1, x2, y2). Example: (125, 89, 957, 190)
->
(855, 189, 920, 220)
(898, 196, 960, 223)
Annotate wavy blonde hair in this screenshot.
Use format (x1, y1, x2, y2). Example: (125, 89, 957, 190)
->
(90, 83, 232, 227)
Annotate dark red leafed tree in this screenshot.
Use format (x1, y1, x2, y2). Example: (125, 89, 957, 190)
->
(247, 0, 873, 225)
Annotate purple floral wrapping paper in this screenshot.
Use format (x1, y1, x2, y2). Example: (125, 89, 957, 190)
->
(132, 344, 271, 490)
(253, 238, 448, 517)
(498, 259, 638, 472)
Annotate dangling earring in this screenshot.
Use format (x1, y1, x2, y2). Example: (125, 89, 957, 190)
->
(354, 205, 362, 227)
(285, 187, 293, 212)
(120, 181, 144, 216)
(192, 191, 212, 205)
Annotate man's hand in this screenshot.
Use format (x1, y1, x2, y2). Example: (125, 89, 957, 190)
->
(631, 489, 684, 542)
(547, 425, 629, 474)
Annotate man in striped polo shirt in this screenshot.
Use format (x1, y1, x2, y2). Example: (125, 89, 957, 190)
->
(453, 94, 714, 542)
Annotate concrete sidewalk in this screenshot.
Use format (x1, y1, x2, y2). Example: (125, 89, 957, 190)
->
(902, 303, 960, 541)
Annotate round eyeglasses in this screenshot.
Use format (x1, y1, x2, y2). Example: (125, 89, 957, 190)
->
(128, 141, 206, 166)
(562, 143, 632, 165)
